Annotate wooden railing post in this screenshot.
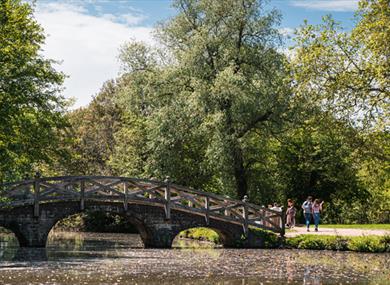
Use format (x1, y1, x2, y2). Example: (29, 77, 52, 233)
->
(33, 172, 41, 218)
(123, 181, 128, 211)
(242, 196, 249, 236)
(242, 203, 248, 236)
(204, 196, 210, 225)
(80, 180, 85, 211)
(164, 176, 171, 219)
(281, 206, 285, 237)
(224, 199, 230, 216)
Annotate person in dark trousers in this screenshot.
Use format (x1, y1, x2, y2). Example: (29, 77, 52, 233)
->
(312, 199, 324, 231)
(301, 196, 313, 231)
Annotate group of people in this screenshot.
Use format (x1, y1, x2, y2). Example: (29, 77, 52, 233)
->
(285, 196, 324, 231)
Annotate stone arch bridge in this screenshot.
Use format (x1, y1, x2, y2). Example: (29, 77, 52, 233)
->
(0, 176, 284, 248)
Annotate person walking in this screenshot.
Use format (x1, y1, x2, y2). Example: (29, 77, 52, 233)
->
(312, 199, 324, 231)
(286, 199, 296, 228)
(302, 196, 313, 231)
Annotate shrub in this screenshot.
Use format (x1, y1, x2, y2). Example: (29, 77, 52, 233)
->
(347, 236, 386, 253)
(249, 227, 280, 248)
(380, 235, 390, 252)
(178, 228, 220, 243)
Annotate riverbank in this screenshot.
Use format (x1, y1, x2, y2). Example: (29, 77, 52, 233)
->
(182, 227, 390, 253)
(286, 234, 390, 252)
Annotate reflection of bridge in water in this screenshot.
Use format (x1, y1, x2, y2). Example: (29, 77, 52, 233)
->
(0, 175, 284, 248)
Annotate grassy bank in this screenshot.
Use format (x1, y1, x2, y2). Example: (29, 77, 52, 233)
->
(320, 224, 390, 230)
(178, 228, 390, 253)
(286, 235, 390, 253)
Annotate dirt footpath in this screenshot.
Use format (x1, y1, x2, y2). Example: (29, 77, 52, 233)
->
(285, 226, 390, 237)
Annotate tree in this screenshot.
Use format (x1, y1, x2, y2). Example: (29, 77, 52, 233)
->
(117, 0, 291, 198)
(0, 0, 67, 181)
(290, 0, 389, 130)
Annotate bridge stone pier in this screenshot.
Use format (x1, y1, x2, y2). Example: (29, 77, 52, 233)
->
(0, 176, 284, 248)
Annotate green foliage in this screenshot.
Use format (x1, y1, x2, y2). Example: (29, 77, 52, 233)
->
(347, 236, 388, 253)
(287, 234, 390, 252)
(290, 0, 389, 129)
(0, 0, 68, 181)
(248, 227, 281, 248)
(287, 235, 349, 251)
(178, 227, 220, 243)
(110, 0, 291, 199)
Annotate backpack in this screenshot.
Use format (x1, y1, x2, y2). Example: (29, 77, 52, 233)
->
(302, 201, 312, 213)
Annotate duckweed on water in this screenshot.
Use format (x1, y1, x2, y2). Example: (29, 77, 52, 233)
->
(0, 232, 389, 285)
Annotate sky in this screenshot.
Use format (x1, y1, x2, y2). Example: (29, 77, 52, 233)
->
(32, 0, 359, 108)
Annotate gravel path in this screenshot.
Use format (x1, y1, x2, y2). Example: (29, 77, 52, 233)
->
(285, 226, 390, 237)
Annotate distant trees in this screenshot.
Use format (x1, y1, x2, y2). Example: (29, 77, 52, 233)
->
(59, 81, 123, 176)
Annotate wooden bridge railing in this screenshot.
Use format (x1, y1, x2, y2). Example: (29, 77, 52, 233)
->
(0, 175, 285, 236)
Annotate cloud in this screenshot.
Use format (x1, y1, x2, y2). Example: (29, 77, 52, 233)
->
(290, 0, 359, 11)
(35, 2, 154, 108)
(279, 27, 295, 37)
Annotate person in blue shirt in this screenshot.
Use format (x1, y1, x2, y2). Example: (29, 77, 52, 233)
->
(301, 196, 313, 231)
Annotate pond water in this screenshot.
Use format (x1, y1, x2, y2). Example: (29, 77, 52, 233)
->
(0, 232, 389, 284)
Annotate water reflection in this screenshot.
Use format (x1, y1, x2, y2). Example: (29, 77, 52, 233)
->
(0, 232, 389, 285)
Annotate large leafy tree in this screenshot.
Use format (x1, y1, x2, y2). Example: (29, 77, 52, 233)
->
(117, 0, 291, 198)
(0, 0, 67, 181)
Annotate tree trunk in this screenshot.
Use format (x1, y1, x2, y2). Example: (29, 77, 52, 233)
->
(222, 99, 248, 200)
(233, 144, 247, 200)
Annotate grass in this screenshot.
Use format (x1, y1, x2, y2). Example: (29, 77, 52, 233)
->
(320, 224, 390, 230)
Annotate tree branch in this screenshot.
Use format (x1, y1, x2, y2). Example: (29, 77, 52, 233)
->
(237, 110, 272, 138)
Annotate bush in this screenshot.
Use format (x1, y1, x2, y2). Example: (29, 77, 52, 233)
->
(249, 227, 281, 248)
(347, 236, 386, 253)
(380, 235, 390, 252)
(178, 227, 220, 243)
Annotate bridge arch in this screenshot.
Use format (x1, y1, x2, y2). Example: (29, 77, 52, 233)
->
(0, 224, 25, 247)
(173, 227, 234, 247)
(46, 203, 149, 247)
